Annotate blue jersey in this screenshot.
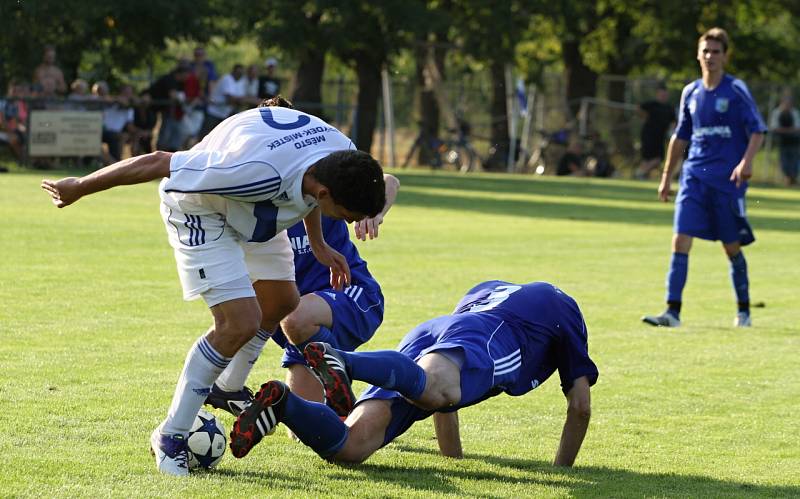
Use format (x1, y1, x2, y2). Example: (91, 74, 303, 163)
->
(358, 281, 598, 446)
(449, 280, 598, 396)
(675, 74, 767, 193)
(287, 216, 377, 295)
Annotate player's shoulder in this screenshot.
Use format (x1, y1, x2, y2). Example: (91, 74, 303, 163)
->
(679, 80, 702, 103)
(725, 74, 755, 101)
(681, 79, 702, 94)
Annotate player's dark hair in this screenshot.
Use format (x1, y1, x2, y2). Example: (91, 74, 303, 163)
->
(310, 150, 386, 217)
(258, 95, 293, 109)
(699, 27, 729, 53)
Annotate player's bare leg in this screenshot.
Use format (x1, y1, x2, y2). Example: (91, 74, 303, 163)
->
(332, 399, 393, 463)
(412, 353, 462, 411)
(209, 280, 300, 415)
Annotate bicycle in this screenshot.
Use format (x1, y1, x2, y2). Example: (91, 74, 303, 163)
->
(403, 118, 479, 173)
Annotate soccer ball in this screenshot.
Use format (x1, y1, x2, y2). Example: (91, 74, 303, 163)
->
(187, 409, 226, 469)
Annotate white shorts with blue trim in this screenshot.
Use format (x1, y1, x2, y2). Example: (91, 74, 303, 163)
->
(159, 187, 294, 302)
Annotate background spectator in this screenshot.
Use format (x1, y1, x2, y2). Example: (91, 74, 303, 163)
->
(768, 89, 800, 186)
(181, 60, 204, 147)
(242, 64, 260, 101)
(144, 61, 192, 151)
(557, 140, 585, 176)
(94, 81, 135, 163)
(131, 94, 157, 156)
(32, 45, 67, 96)
(635, 84, 676, 179)
(191, 46, 218, 101)
(257, 57, 281, 99)
(0, 80, 29, 160)
(199, 63, 246, 139)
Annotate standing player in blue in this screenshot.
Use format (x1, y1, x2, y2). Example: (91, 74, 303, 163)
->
(642, 28, 766, 328)
(229, 280, 598, 467)
(41, 104, 386, 476)
(203, 97, 400, 420)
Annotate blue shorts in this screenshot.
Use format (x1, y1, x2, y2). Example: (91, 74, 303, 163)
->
(674, 175, 755, 246)
(281, 283, 384, 367)
(356, 316, 527, 446)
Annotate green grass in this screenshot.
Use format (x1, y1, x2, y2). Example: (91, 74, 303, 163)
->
(1, 169, 799, 498)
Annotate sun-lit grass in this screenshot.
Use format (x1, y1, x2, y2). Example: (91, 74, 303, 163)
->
(1, 169, 798, 497)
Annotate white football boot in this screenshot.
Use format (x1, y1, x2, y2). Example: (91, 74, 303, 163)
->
(150, 428, 189, 476)
(642, 310, 681, 327)
(734, 311, 752, 327)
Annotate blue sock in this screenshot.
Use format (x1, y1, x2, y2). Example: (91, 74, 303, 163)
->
(338, 349, 427, 400)
(729, 251, 750, 307)
(665, 252, 689, 307)
(302, 326, 337, 350)
(283, 391, 348, 458)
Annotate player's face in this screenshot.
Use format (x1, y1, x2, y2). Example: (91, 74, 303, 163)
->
(317, 196, 366, 223)
(697, 40, 727, 74)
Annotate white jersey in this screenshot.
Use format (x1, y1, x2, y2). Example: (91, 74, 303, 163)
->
(161, 106, 355, 242)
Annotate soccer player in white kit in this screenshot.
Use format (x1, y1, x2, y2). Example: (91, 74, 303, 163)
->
(41, 105, 387, 476)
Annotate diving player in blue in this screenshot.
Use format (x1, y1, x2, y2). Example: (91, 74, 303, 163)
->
(642, 28, 767, 328)
(229, 281, 598, 467)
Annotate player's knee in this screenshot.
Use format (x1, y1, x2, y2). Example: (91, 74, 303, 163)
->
(331, 432, 375, 464)
(216, 311, 261, 341)
(568, 400, 591, 421)
(261, 294, 300, 329)
(279, 313, 312, 344)
(418, 384, 461, 411)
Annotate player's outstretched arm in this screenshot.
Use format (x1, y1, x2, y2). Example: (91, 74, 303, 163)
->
(303, 207, 351, 290)
(553, 376, 591, 467)
(433, 411, 463, 458)
(41, 151, 173, 208)
(354, 173, 400, 241)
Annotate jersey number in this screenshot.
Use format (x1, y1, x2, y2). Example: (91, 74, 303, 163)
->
(468, 285, 522, 312)
(259, 108, 310, 130)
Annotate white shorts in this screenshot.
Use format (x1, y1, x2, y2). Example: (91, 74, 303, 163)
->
(159, 187, 295, 303)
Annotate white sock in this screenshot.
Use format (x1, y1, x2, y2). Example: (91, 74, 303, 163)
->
(161, 335, 231, 436)
(214, 328, 271, 392)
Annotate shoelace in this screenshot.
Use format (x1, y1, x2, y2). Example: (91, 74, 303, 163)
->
(175, 450, 188, 469)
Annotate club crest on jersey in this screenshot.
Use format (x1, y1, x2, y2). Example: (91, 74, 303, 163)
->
(715, 98, 729, 113)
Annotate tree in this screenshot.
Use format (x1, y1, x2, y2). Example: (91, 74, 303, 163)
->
(449, 0, 533, 170)
(0, 0, 228, 90)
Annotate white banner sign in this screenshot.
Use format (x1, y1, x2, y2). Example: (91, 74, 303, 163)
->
(28, 110, 103, 157)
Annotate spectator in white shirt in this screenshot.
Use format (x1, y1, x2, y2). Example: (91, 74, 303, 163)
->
(199, 64, 246, 139)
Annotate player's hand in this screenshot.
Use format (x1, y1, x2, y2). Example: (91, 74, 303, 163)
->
(310, 243, 351, 291)
(41, 177, 83, 208)
(353, 213, 385, 241)
(730, 160, 753, 188)
(657, 175, 672, 202)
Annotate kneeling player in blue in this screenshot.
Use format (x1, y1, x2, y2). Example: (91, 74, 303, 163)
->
(230, 281, 598, 466)
(642, 28, 766, 328)
(203, 97, 401, 419)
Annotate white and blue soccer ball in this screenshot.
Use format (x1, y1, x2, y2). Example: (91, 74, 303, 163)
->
(187, 409, 226, 469)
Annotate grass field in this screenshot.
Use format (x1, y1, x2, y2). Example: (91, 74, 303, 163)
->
(1, 168, 799, 498)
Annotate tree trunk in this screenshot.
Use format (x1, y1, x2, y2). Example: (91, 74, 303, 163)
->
(604, 14, 637, 159)
(415, 39, 446, 166)
(292, 49, 326, 119)
(483, 58, 510, 171)
(353, 56, 382, 153)
(562, 39, 598, 121)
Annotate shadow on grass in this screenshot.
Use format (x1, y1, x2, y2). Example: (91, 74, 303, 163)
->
(372, 444, 799, 498)
(394, 172, 800, 233)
